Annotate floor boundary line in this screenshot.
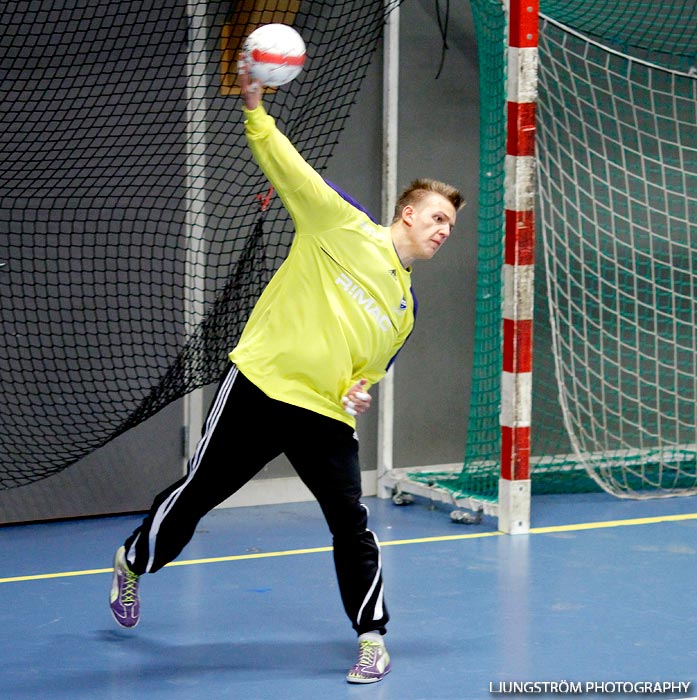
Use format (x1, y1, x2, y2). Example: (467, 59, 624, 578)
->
(2, 511, 696, 584)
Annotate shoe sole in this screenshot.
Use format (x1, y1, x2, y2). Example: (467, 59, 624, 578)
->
(346, 666, 391, 684)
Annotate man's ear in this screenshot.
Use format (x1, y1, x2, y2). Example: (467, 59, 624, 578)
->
(401, 204, 414, 226)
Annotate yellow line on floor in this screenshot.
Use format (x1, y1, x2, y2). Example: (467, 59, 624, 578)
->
(529, 511, 697, 534)
(1, 511, 696, 584)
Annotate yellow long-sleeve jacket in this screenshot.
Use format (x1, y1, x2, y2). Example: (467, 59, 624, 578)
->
(229, 104, 415, 427)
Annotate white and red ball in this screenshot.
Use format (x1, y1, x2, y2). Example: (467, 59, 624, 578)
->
(242, 24, 306, 87)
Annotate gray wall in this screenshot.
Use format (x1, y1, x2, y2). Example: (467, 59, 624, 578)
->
(0, 0, 480, 523)
(326, 0, 480, 473)
(0, 402, 184, 523)
(390, 0, 479, 469)
(239, 0, 480, 486)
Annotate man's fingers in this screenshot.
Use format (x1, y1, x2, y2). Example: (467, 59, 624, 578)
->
(342, 380, 371, 415)
(341, 396, 356, 414)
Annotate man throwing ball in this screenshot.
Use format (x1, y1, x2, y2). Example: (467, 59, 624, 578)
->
(109, 58, 463, 684)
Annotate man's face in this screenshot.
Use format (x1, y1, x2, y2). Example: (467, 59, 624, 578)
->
(404, 193, 457, 261)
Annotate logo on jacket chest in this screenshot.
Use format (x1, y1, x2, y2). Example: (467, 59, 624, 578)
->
(335, 272, 392, 332)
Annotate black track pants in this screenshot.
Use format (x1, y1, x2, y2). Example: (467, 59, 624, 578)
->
(123, 365, 388, 635)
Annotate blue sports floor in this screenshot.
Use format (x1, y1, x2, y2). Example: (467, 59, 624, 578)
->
(1, 492, 697, 700)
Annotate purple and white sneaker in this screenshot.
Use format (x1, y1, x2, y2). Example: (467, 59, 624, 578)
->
(109, 546, 140, 628)
(346, 639, 391, 684)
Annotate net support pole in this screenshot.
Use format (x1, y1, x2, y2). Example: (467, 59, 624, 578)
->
(377, 0, 400, 499)
(183, 0, 209, 470)
(498, 0, 539, 534)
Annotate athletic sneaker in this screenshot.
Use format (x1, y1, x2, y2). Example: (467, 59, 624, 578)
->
(346, 639, 391, 684)
(109, 546, 140, 628)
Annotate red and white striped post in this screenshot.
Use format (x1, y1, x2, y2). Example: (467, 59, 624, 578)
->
(498, 0, 539, 534)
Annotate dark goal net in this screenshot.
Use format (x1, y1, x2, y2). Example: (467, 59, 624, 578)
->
(0, 0, 400, 489)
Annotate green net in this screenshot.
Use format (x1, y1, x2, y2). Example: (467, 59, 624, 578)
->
(0, 0, 401, 490)
(409, 0, 697, 502)
(534, 17, 697, 498)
